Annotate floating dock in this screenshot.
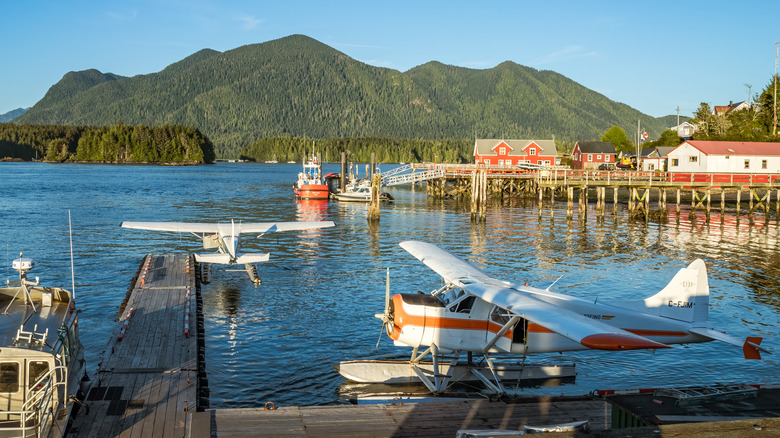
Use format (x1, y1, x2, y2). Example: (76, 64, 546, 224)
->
(71, 254, 206, 437)
(189, 397, 610, 437)
(75, 254, 780, 437)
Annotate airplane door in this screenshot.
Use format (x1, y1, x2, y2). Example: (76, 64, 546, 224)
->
(510, 318, 528, 354)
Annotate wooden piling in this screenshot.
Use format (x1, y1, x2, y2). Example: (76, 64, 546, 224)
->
(368, 173, 381, 222)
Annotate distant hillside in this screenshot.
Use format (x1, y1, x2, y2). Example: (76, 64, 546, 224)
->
(17, 34, 671, 158)
(0, 107, 29, 122)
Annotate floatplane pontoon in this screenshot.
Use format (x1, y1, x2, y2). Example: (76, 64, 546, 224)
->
(337, 241, 769, 398)
(121, 219, 335, 284)
(0, 254, 88, 437)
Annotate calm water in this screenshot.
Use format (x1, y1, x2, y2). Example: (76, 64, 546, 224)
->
(0, 162, 778, 408)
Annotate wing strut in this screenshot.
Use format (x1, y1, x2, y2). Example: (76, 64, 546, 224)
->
(483, 316, 521, 353)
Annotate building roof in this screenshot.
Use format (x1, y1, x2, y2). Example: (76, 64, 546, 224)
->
(674, 141, 780, 156)
(576, 141, 615, 154)
(473, 139, 557, 156)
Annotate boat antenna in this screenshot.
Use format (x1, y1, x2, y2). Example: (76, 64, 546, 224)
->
(69, 210, 76, 300)
(545, 275, 563, 291)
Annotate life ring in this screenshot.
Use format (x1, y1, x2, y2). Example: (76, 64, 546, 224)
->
(264, 401, 276, 411)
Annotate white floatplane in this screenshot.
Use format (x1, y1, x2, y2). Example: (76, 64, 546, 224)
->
(338, 241, 769, 396)
(121, 220, 335, 284)
(0, 254, 89, 437)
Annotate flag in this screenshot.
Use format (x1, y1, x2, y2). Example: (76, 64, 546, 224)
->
(641, 131, 648, 142)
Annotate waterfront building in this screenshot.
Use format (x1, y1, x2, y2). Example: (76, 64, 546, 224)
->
(473, 139, 558, 166)
(667, 140, 780, 173)
(571, 141, 616, 169)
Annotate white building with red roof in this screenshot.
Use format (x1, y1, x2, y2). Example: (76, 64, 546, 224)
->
(667, 140, 780, 173)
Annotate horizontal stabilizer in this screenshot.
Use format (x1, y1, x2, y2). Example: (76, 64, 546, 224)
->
(194, 253, 231, 264)
(744, 337, 764, 360)
(689, 327, 769, 360)
(236, 253, 271, 264)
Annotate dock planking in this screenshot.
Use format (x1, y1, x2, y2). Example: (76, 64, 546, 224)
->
(189, 397, 611, 437)
(71, 254, 199, 438)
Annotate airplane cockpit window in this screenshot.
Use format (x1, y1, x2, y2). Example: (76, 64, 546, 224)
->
(440, 287, 465, 306)
(490, 305, 510, 325)
(452, 296, 476, 313)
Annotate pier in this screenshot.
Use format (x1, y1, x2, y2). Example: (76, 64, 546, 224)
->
(71, 254, 206, 438)
(398, 163, 780, 222)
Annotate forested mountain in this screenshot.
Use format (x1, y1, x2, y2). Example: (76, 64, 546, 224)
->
(17, 34, 671, 158)
(0, 108, 29, 122)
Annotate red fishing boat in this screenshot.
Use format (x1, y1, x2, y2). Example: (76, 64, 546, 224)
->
(293, 154, 329, 199)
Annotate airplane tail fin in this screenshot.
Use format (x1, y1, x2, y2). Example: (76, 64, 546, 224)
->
(642, 259, 709, 323)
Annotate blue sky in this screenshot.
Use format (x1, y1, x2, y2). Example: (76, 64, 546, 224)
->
(2, 0, 778, 120)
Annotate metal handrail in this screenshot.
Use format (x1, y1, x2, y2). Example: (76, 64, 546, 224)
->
(0, 365, 69, 437)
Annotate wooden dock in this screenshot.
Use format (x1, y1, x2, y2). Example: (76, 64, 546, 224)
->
(70, 253, 205, 438)
(189, 397, 610, 437)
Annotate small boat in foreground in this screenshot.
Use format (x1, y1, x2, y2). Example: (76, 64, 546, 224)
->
(0, 255, 88, 437)
(293, 154, 329, 200)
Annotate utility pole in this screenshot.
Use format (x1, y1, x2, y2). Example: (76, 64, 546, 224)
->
(744, 83, 752, 106)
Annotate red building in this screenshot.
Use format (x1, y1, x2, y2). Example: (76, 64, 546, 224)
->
(473, 139, 558, 166)
(571, 141, 616, 169)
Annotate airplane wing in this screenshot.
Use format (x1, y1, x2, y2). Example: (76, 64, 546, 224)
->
(399, 240, 493, 284)
(122, 221, 335, 235)
(463, 281, 670, 351)
(400, 240, 670, 351)
(122, 221, 221, 233)
(239, 221, 336, 235)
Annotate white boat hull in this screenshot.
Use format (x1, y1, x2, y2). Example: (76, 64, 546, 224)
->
(336, 360, 575, 384)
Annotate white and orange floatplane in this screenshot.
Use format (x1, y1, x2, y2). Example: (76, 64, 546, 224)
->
(336, 241, 769, 396)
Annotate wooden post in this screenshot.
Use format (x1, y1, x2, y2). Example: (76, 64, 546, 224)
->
(340, 152, 347, 191)
(721, 191, 726, 224)
(613, 187, 618, 214)
(676, 188, 681, 220)
(567, 186, 574, 219)
(367, 173, 382, 222)
(550, 186, 555, 219)
(749, 188, 754, 221)
(470, 169, 478, 221)
(706, 188, 711, 222)
(736, 189, 742, 223)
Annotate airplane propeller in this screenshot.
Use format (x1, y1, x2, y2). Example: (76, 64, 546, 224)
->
(375, 268, 393, 348)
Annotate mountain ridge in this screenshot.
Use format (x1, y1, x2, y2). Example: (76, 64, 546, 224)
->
(16, 34, 672, 157)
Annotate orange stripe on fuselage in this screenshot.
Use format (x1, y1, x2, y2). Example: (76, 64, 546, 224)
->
(390, 295, 511, 339)
(390, 295, 690, 341)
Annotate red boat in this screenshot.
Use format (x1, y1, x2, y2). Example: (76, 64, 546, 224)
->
(293, 155, 329, 199)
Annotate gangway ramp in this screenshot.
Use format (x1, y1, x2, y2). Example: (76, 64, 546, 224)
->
(381, 165, 446, 187)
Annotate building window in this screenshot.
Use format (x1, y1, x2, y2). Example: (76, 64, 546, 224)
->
(484, 159, 490, 164)
(587, 154, 593, 162)
(745, 159, 750, 169)
(597, 154, 602, 160)
(671, 158, 679, 167)
(605, 155, 611, 162)
(499, 147, 506, 155)
(762, 159, 768, 169)
(689, 156, 698, 163)
(529, 149, 536, 156)
(498, 160, 504, 166)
